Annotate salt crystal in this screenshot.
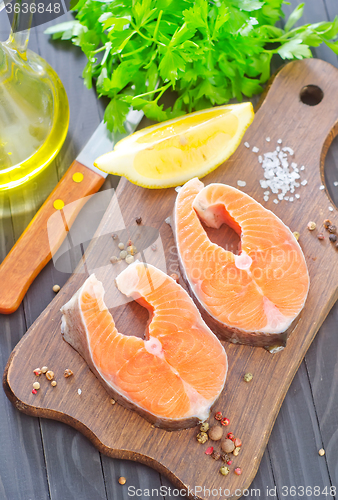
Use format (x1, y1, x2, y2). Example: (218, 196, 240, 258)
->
(319, 185, 325, 190)
(284, 196, 289, 201)
(276, 146, 280, 152)
(263, 195, 269, 202)
(300, 166, 305, 171)
(282, 147, 294, 155)
(295, 194, 300, 199)
(278, 193, 284, 200)
(237, 180, 246, 187)
(334, 181, 338, 186)
(78, 389, 82, 395)
(277, 139, 282, 144)
(252, 146, 259, 153)
(266, 137, 271, 142)
(273, 199, 279, 204)
(289, 197, 294, 202)
(291, 162, 297, 168)
(264, 191, 270, 195)
(329, 206, 334, 212)
(258, 155, 263, 163)
(301, 180, 308, 186)
(244, 142, 250, 148)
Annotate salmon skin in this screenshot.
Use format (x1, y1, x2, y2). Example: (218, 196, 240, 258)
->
(172, 178, 310, 350)
(61, 262, 228, 430)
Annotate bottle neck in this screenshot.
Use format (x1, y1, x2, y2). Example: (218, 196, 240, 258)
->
(6, 0, 33, 54)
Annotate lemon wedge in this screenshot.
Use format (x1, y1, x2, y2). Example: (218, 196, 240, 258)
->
(94, 102, 254, 189)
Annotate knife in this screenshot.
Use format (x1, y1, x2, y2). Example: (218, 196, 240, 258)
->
(0, 109, 144, 315)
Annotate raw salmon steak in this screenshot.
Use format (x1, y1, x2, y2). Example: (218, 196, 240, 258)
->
(172, 178, 310, 349)
(61, 262, 228, 429)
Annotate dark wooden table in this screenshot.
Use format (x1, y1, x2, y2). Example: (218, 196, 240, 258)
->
(0, 2, 337, 499)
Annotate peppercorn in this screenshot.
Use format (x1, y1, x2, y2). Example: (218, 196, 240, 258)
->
(244, 372, 253, 382)
(318, 448, 325, 456)
(135, 217, 142, 225)
(110, 256, 119, 264)
(317, 233, 324, 240)
(64, 369, 73, 378)
(120, 250, 128, 259)
(233, 447, 241, 457)
(51, 381, 57, 387)
(118, 242, 125, 250)
(125, 255, 135, 265)
(211, 451, 221, 460)
(219, 466, 230, 476)
(205, 446, 214, 455)
(200, 422, 209, 432)
(234, 468, 242, 476)
(41, 366, 48, 374)
(111, 399, 116, 405)
(221, 417, 230, 426)
(53, 285, 61, 293)
(33, 368, 41, 376)
(234, 438, 242, 447)
(32, 389, 37, 395)
(33, 382, 40, 390)
(127, 245, 137, 255)
(227, 432, 234, 440)
(214, 411, 222, 420)
(307, 221, 316, 231)
(196, 432, 208, 444)
(46, 370, 54, 381)
(118, 477, 127, 485)
(329, 234, 337, 243)
(112, 233, 118, 240)
(221, 438, 235, 454)
(151, 244, 157, 251)
(208, 425, 223, 441)
(221, 453, 229, 463)
(293, 231, 300, 241)
(226, 460, 232, 465)
(324, 219, 332, 229)
(328, 225, 337, 234)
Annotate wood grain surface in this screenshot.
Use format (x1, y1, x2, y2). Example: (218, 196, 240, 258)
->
(3, 58, 338, 499)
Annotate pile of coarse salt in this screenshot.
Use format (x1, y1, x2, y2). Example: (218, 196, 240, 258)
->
(244, 138, 306, 204)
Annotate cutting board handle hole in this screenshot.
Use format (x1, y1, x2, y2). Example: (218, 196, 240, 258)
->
(300, 85, 324, 106)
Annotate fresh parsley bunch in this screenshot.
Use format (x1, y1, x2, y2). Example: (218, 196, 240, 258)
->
(46, 0, 338, 132)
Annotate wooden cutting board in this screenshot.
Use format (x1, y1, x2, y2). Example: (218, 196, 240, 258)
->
(4, 59, 338, 499)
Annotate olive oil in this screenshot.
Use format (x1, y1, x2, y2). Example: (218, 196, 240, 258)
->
(0, 39, 69, 190)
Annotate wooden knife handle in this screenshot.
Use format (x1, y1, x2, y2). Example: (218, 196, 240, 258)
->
(0, 161, 106, 314)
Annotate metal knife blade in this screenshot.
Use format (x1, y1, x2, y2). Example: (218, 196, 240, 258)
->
(76, 109, 144, 175)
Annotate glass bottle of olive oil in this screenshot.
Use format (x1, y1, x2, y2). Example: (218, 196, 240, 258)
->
(0, 6, 69, 190)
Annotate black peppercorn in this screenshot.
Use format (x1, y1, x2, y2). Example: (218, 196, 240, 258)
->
(329, 234, 337, 243)
(211, 451, 221, 460)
